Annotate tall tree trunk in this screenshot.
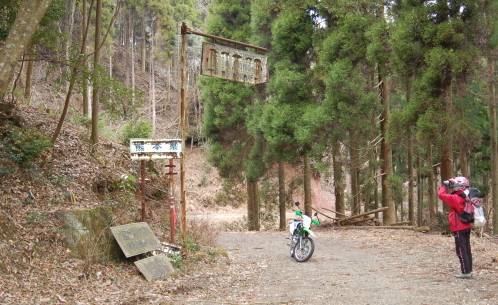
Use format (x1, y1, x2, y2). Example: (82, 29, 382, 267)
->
(417, 155, 423, 226)
(81, 0, 89, 117)
(408, 132, 415, 225)
(24, 45, 35, 103)
(247, 181, 254, 230)
(91, 0, 102, 144)
(278, 161, 286, 230)
(380, 74, 395, 224)
(459, 144, 469, 177)
(247, 180, 259, 231)
(52, 69, 78, 142)
(150, 29, 156, 135)
(167, 64, 171, 112)
(365, 156, 376, 212)
(64, 0, 75, 91)
(141, 17, 146, 73)
(109, 43, 115, 115)
(109, 43, 112, 78)
(440, 83, 454, 213)
(428, 144, 436, 221)
(254, 180, 260, 231)
(52, 0, 92, 142)
(405, 82, 415, 225)
(0, 0, 53, 101)
(433, 165, 439, 212)
(374, 171, 379, 220)
(440, 142, 453, 184)
(349, 144, 360, 215)
(131, 25, 135, 104)
(488, 59, 498, 235)
(304, 155, 312, 217)
(125, 13, 130, 89)
(455, 78, 469, 178)
(332, 139, 345, 218)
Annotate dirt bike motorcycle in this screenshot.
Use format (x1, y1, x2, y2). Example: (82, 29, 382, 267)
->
(288, 202, 320, 262)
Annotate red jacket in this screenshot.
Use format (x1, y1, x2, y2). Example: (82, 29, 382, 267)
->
(437, 187, 472, 232)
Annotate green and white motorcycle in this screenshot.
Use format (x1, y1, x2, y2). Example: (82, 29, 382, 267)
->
(288, 202, 320, 262)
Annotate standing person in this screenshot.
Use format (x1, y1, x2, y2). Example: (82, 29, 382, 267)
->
(438, 176, 473, 279)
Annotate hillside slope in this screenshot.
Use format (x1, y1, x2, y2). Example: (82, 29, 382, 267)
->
(0, 104, 226, 302)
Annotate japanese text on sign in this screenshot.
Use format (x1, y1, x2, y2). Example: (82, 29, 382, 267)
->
(130, 139, 182, 160)
(110, 222, 161, 258)
(134, 254, 175, 281)
(201, 42, 268, 84)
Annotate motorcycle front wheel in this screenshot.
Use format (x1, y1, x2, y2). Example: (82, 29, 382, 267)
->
(293, 236, 314, 262)
(289, 232, 299, 257)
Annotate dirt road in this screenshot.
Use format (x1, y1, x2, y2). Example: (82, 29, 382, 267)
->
(173, 228, 498, 305)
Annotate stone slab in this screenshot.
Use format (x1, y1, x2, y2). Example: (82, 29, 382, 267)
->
(134, 254, 175, 281)
(110, 222, 161, 258)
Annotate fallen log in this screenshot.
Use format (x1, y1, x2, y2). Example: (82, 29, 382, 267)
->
(335, 226, 429, 231)
(336, 207, 389, 224)
(322, 207, 347, 217)
(392, 221, 410, 226)
(311, 207, 339, 220)
(343, 215, 376, 225)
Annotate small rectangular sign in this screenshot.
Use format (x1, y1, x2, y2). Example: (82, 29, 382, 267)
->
(134, 254, 175, 281)
(201, 42, 268, 84)
(130, 139, 182, 160)
(110, 222, 161, 258)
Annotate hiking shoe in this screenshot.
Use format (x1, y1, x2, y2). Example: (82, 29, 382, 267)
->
(455, 273, 472, 279)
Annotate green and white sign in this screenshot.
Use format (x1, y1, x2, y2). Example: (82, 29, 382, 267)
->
(130, 138, 182, 160)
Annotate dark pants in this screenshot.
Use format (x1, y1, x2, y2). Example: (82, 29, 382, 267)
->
(454, 228, 472, 274)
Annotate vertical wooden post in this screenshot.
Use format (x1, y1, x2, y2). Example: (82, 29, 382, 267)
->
(180, 23, 187, 240)
(140, 160, 146, 222)
(168, 159, 176, 243)
(175, 23, 267, 238)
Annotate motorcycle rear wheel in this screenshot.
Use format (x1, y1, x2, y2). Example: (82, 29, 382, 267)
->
(293, 236, 314, 262)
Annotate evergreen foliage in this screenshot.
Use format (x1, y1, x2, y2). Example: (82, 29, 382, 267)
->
(121, 120, 152, 145)
(200, 0, 256, 182)
(1, 125, 53, 169)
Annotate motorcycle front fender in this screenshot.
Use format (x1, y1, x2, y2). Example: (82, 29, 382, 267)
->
(302, 227, 316, 237)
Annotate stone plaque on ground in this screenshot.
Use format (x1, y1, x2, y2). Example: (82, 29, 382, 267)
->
(110, 222, 161, 258)
(134, 254, 175, 281)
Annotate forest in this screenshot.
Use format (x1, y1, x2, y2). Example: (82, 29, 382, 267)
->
(2, 0, 498, 303)
(1, 0, 498, 234)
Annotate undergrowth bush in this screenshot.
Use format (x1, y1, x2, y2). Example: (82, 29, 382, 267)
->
(172, 218, 228, 268)
(121, 120, 152, 145)
(0, 125, 52, 173)
(214, 179, 245, 208)
(185, 218, 218, 248)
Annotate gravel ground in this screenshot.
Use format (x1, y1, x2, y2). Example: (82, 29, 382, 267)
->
(183, 227, 498, 305)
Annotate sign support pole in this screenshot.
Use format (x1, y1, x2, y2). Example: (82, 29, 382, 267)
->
(178, 22, 267, 241)
(167, 159, 176, 243)
(140, 160, 146, 222)
(184, 25, 268, 52)
(180, 23, 187, 241)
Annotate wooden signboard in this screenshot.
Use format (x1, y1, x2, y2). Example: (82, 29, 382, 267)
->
(201, 42, 268, 84)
